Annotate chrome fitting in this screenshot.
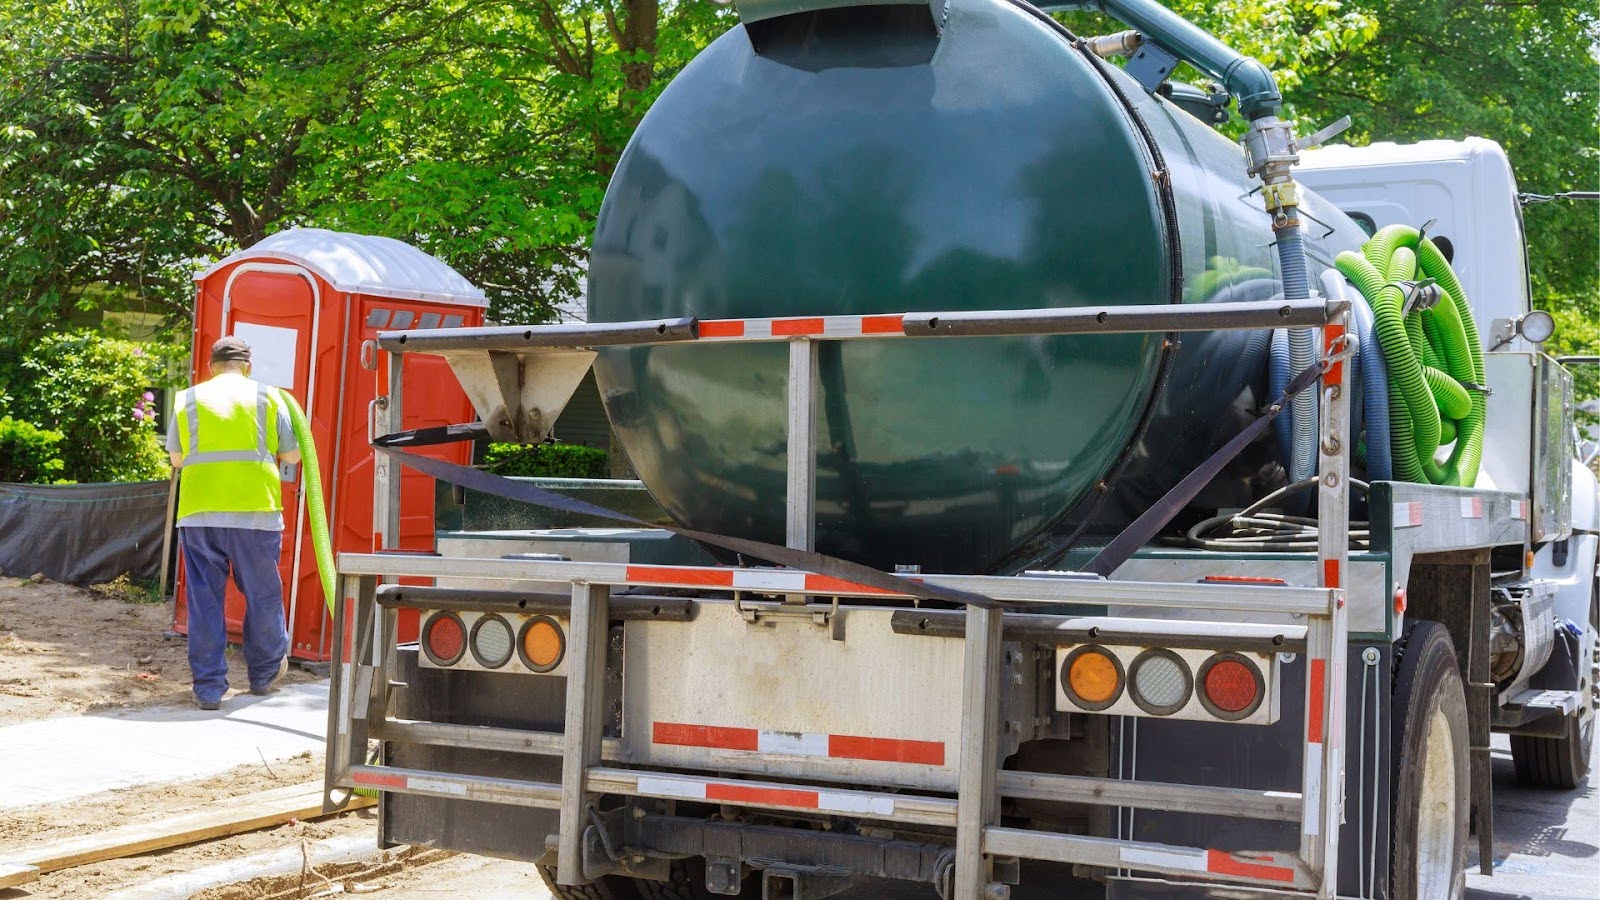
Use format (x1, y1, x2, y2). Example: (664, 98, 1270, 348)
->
(1084, 30, 1144, 59)
(1242, 115, 1299, 184)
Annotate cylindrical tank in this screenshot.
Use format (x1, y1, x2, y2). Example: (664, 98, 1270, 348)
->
(588, 0, 1364, 575)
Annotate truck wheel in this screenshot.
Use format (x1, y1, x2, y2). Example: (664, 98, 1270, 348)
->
(536, 865, 643, 900)
(1509, 586, 1597, 789)
(1390, 621, 1470, 900)
(537, 859, 724, 900)
(1511, 712, 1594, 789)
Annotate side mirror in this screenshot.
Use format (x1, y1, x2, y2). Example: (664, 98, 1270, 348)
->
(1489, 309, 1556, 350)
(1522, 310, 1555, 343)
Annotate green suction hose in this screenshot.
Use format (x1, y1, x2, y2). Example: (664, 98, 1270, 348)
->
(275, 389, 336, 615)
(277, 388, 377, 797)
(1335, 224, 1487, 487)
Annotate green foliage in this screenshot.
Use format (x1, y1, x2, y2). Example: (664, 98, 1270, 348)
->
(10, 331, 174, 482)
(0, 416, 67, 484)
(482, 442, 609, 479)
(0, 0, 735, 342)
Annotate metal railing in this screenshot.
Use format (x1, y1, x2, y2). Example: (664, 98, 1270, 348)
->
(330, 297, 1352, 898)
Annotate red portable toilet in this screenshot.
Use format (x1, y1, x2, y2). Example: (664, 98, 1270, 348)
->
(178, 228, 488, 661)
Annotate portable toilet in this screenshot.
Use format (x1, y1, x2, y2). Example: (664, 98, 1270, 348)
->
(178, 228, 488, 661)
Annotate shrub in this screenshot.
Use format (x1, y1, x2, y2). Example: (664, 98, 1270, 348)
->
(481, 441, 609, 478)
(11, 331, 175, 482)
(0, 416, 67, 483)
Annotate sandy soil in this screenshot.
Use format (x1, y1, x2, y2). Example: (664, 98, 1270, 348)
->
(0, 578, 374, 899)
(0, 752, 387, 899)
(0, 578, 318, 722)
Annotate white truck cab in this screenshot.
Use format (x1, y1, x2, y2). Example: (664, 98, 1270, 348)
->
(1298, 138, 1539, 354)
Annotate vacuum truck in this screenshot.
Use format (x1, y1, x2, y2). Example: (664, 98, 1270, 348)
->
(320, 1, 1597, 897)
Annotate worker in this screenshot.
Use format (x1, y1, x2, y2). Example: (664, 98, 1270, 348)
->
(167, 336, 301, 711)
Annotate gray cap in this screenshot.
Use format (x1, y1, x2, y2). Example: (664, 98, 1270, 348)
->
(210, 336, 252, 363)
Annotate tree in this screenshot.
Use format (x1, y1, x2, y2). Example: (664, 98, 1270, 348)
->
(0, 0, 736, 366)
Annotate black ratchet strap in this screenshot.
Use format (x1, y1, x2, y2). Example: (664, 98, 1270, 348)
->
(1082, 356, 1334, 578)
(371, 436, 999, 609)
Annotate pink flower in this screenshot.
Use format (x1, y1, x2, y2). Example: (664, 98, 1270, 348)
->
(131, 408, 145, 420)
(142, 392, 154, 402)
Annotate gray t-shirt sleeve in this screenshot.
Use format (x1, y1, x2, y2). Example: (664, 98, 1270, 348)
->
(166, 411, 181, 453)
(277, 404, 300, 454)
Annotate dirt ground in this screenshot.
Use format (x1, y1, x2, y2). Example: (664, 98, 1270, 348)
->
(0, 754, 387, 899)
(0, 578, 319, 722)
(0, 579, 391, 898)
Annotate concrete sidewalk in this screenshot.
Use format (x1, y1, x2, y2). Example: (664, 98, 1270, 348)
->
(0, 682, 329, 810)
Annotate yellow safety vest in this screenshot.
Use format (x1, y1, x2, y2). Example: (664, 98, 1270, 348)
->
(174, 373, 283, 520)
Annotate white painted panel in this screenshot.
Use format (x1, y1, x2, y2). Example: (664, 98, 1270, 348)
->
(232, 322, 299, 390)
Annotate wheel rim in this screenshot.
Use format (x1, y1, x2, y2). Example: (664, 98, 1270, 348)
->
(1415, 707, 1459, 897)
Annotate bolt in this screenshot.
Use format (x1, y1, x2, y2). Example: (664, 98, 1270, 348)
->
(1362, 647, 1381, 665)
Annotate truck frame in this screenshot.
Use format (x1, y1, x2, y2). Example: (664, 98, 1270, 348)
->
(320, 278, 1594, 897)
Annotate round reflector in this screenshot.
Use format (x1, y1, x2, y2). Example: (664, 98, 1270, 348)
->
(1061, 645, 1123, 711)
(519, 616, 566, 672)
(470, 614, 515, 669)
(1199, 653, 1264, 719)
(1129, 649, 1192, 716)
(421, 612, 466, 667)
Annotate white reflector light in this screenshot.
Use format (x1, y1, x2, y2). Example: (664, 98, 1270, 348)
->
(470, 614, 515, 669)
(1129, 649, 1192, 716)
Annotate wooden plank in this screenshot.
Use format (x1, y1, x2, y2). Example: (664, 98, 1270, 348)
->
(0, 782, 373, 875)
(0, 862, 39, 889)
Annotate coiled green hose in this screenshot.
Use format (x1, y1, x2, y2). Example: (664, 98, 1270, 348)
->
(275, 389, 336, 615)
(1335, 224, 1486, 486)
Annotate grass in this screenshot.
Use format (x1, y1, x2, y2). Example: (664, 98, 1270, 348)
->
(87, 573, 166, 604)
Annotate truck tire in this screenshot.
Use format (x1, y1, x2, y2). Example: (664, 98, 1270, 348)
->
(1389, 621, 1470, 900)
(1511, 713, 1593, 789)
(537, 859, 721, 900)
(1510, 584, 1597, 789)
(536, 865, 642, 900)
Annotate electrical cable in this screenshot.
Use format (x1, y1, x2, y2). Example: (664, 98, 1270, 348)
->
(1186, 478, 1371, 551)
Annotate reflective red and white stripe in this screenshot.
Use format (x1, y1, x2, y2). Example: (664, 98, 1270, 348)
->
(1460, 497, 1485, 519)
(653, 721, 946, 766)
(698, 315, 906, 341)
(633, 773, 895, 816)
(1512, 499, 1529, 520)
(1393, 501, 1424, 528)
(1120, 846, 1297, 885)
(350, 769, 467, 797)
(623, 565, 901, 597)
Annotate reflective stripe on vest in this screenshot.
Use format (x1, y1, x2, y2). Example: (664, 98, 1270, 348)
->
(175, 375, 284, 520)
(181, 383, 275, 465)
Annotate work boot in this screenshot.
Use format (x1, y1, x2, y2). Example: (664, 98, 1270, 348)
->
(197, 697, 221, 711)
(250, 657, 289, 696)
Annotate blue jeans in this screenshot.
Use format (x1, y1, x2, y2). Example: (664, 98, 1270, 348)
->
(180, 527, 289, 703)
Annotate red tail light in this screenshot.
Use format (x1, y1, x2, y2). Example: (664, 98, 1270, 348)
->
(422, 612, 466, 666)
(1198, 653, 1263, 719)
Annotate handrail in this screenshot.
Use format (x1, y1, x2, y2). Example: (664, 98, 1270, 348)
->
(377, 297, 1341, 354)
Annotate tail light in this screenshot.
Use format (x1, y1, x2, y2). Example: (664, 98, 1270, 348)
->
(1198, 653, 1264, 719)
(1128, 649, 1192, 716)
(469, 614, 515, 669)
(416, 610, 569, 675)
(519, 616, 567, 672)
(422, 612, 466, 667)
(1061, 645, 1124, 711)
(1055, 645, 1279, 724)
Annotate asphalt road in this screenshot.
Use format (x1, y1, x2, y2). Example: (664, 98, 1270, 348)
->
(366, 733, 1596, 899)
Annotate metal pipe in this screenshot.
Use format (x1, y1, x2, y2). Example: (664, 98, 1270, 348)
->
(1083, 29, 1143, 59)
(375, 300, 1336, 356)
(378, 319, 697, 352)
(1045, 0, 1281, 119)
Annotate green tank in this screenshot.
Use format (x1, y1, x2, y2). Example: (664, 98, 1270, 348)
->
(589, 0, 1364, 574)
